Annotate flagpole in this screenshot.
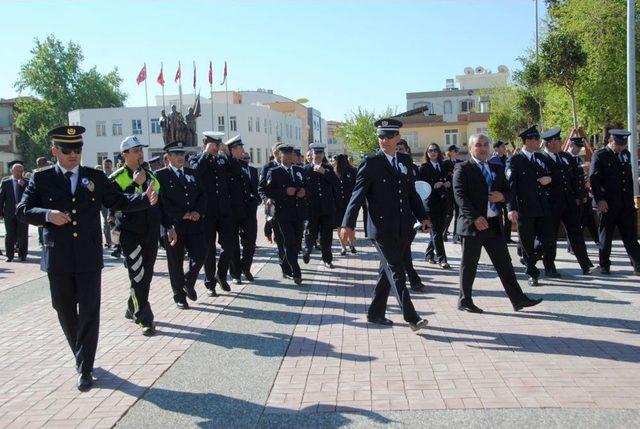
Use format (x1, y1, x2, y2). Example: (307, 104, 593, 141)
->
(210, 82, 214, 131)
(161, 61, 166, 111)
(225, 78, 230, 140)
(143, 62, 151, 149)
(178, 61, 183, 113)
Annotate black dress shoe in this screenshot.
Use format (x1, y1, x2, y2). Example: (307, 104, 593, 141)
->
(340, 249, 347, 256)
(183, 285, 198, 301)
(282, 272, 293, 280)
(5, 257, 13, 262)
(409, 319, 429, 332)
(231, 277, 242, 285)
(323, 261, 335, 269)
(458, 302, 484, 313)
(440, 262, 451, 269)
(513, 297, 543, 311)
(141, 323, 156, 337)
(302, 252, 310, 264)
(293, 277, 303, 285)
(367, 316, 393, 326)
(582, 267, 593, 275)
(206, 287, 218, 297)
(545, 270, 562, 279)
(527, 276, 539, 286)
(599, 266, 611, 275)
(124, 309, 133, 320)
(243, 270, 254, 282)
(77, 373, 94, 392)
(216, 275, 231, 291)
(425, 256, 435, 264)
(410, 283, 426, 292)
(175, 301, 190, 310)
(350, 246, 357, 254)
(18, 256, 26, 262)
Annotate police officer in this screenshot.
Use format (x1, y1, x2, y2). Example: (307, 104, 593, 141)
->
(241, 151, 260, 279)
(589, 129, 640, 275)
(566, 136, 599, 250)
(109, 136, 161, 336)
(506, 126, 553, 286)
(489, 140, 513, 243)
(156, 141, 207, 307)
(17, 126, 156, 391)
(263, 143, 307, 285)
(192, 131, 235, 295)
(225, 135, 260, 282)
(302, 143, 339, 268)
(340, 118, 430, 332)
(539, 127, 593, 276)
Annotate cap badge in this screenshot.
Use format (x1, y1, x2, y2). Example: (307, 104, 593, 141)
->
(67, 128, 76, 135)
(381, 121, 388, 126)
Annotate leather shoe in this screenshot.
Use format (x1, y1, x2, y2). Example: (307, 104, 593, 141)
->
(323, 261, 335, 269)
(513, 296, 543, 311)
(293, 277, 303, 285)
(599, 266, 611, 275)
(302, 252, 310, 264)
(175, 301, 190, 310)
(582, 267, 594, 275)
(231, 277, 242, 285)
(340, 249, 347, 256)
(243, 270, 254, 282)
(425, 256, 435, 264)
(282, 272, 294, 280)
(458, 302, 484, 313)
(124, 309, 133, 320)
(206, 287, 218, 297)
(183, 285, 197, 301)
(440, 262, 451, 269)
(141, 323, 156, 337)
(77, 373, 94, 391)
(545, 270, 562, 279)
(409, 319, 429, 332)
(527, 276, 539, 286)
(367, 316, 393, 326)
(5, 257, 13, 262)
(350, 246, 357, 254)
(410, 283, 426, 292)
(216, 275, 231, 291)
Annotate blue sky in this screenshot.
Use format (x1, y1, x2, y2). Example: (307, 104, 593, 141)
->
(1, 0, 544, 120)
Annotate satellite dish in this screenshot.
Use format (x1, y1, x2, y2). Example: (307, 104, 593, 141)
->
(475, 66, 485, 74)
(296, 98, 309, 104)
(464, 67, 474, 75)
(498, 65, 509, 73)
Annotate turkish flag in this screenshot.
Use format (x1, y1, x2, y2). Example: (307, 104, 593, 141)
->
(174, 63, 181, 82)
(136, 64, 146, 85)
(220, 61, 227, 86)
(157, 66, 165, 86)
(208, 61, 213, 85)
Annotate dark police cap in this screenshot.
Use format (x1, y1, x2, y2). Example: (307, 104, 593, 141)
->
(148, 156, 161, 164)
(294, 148, 302, 156)
(48, 125, 85, 147)
(518, 125, 540, 140)
(609, 129, 631, 145)
(569, 136, 585, 147)
(374, 118, 402, 136)
(493, 140, 506, 148)
(8, 160, 24, 169)
(447, 145, 459, 152)
(164, 141, 187, 153)
(540, 127, 562, 141)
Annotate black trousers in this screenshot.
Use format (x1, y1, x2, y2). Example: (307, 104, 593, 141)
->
(165, 230, 205, 303)
(4, 216, 28, 259)
(444, 197, 459, 239)
(121, 230, 158, 326)
(304, 212, 334, 263)
(369, 238, 420, 324)
(425, 204, 448, 263)
(544, 204, 592, 272)
(230, 210, 258, 278)
(459, 218, 525, 305)
(404, 228, 421, 286)
(500, 204, 512, 241)
(580, 199, 599, 244)
(598, 207, 640, 270)
(203, 216, 235, 288)
(517, 215, 552, 278)
(272, 220, 288, 274)
(48, 270, 101, 375)
(276, 219, 303, 278)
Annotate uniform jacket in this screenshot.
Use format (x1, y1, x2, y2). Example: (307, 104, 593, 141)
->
(227, 157, 260, 220)
(155, 166, 207, 234)
(342, 151, 427, 241)
(258, 160, 280, 201)
(108, 166, 162, 235)
(303, 162, 339, 216)
(540, 151, 580, 210)
(16, 165, 150, 273)
(193, 152, 232, 219)
(335, 167, 357, 212)
(418, 159, 451, 212)
(244, 162, 260, 213)
(590, 146, 636, 209)
(263, 164, 307, 222)
(505, 151, 552, 217)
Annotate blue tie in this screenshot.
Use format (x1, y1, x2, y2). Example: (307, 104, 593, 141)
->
(392, 157, 398, 173)
(480, 162, 497, 213)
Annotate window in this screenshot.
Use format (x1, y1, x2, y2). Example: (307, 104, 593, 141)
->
(479, 98, 490, 113)
(248, 117, 253, 132)
(112, 121, 123, 136)
(249, 148, 254, 162)
(151, 119, 161, 134)
(445, 129, 459, 146)
(256, 117, 261, 133)
(269, 120, 272, 135)
(96, 152, 108, 165)
(96, 121, 106, 137)
(218, 116, 225, 132)
(257, 148, 262, 164)
(264, 119, 267, 134)
(132, 119, 142, 135)
(443, 100, 452, 114)
(460, 100, 474, 113)
(476, 127, 488, 134)
(230, 116, 237, 132)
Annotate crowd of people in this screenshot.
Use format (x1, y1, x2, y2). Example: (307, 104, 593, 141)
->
(3, 118, 639, 391)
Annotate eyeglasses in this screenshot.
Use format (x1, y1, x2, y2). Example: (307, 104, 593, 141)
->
(427, 149, 438, 153)
(60, 147, 82, 155)
(378, 134, 398, 140)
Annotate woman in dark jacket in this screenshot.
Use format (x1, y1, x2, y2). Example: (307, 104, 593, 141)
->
(333, 154, 357, 255)
(418, 143, 451, 269)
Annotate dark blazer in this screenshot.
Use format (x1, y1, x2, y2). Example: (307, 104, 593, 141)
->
(0, 177, 27, 219)
(155, 166, 207, 234)
(258, 160, 280, 201)
(342, 151, 427, 241)
(590, 146, 636, 209)
(303, 162, 339, 216)
(540, 151, 580, 210)
(16, 165, 150, 273)
(193, 152, 232, 219)
(227, 157, 258, 220)
(418, 160, 451, 213)
(488, 154, 508, 170)
(505, 151, 552, 217)
(246, 163, 260, 212)
(335, 167, 357, 212)
(264, 164, 308, 222)
(453, 159, 511, 237)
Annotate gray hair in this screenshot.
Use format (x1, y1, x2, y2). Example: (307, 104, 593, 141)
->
(468, 133, 492, 147)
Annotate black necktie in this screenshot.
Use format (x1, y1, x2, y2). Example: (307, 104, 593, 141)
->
(64, 171, 73, 193)
(392, 157, 398, 173)
(177, 169, 186, 185)
(13, 180, 19, 202)
(555, 154, 561, 164)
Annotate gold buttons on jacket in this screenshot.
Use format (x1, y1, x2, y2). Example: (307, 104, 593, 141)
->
(71, 209, 77, 214)
(72, 221, 77, 225)
(73, 232, 78, 238)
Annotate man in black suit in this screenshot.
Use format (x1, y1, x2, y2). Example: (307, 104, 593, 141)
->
(341, 118, 430, 332)
(302, 143, 339, 268)
(505, 126, 553, 286)
(454, 134, 543, 313)
(566, 137, 599, 250)
(263, 143, 307, 285)
(0, 161, 29, 261)
(156, 141, 207, 308)
(17, 126, 156, 391)
(241, 152, 260, 280)
(488, 140, 513, 243)
(589, 129, 640, 275)
(539, 127, 593, 276)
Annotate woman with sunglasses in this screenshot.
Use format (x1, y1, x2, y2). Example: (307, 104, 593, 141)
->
(333, 154, 358, 255)
(419, 143, 451, 269)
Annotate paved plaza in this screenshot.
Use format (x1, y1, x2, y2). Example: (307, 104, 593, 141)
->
(1, 216, 640, 428)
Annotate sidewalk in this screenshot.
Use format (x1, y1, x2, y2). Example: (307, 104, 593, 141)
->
(0, 217, 639, 428)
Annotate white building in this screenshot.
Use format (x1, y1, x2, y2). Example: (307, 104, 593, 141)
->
(0, 99, 22, 175)
(69, 92, 304, 167)
(326, 121, 347, 157)
(406, 65, 509, 123)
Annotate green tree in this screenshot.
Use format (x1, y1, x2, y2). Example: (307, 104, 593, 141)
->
(14, 35, 126, 168)
(336, 107, 395, 161)
(513, 55, 545, 127)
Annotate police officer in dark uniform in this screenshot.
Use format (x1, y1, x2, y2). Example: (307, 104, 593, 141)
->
(108, 136, 161, 336)
(505, 126, 553, 286)
(17, 126, 157, 391)
(589, 129, 640, 275)
(340, 118, 430, 332)
(156, 141, 207, 307)
(539, 127, 593, 275)
(263, 143, 307, 284)
(489, 140, 513, 243)
(302, 143, 339, 268)
(192, 131, 235, 295)
(566, 136, 599, 250)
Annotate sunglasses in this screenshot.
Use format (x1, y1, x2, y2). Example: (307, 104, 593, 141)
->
(428, 148, 439, 153)
(59, 147, 82, 155)
(378, 134, 398, 140)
